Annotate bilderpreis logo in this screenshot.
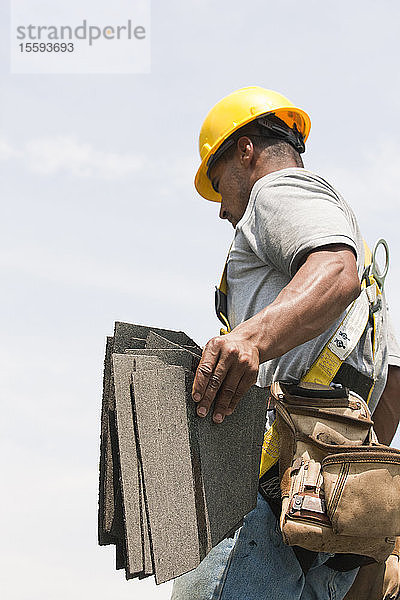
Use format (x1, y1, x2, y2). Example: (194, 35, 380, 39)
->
(11, 0, 151, 74)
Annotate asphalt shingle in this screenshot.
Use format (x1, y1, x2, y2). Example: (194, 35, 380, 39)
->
(98, 323, 268, 585)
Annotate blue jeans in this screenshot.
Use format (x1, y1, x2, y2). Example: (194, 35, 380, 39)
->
(171, 493, 358, 600)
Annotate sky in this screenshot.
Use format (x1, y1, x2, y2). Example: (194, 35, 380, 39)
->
(1, 1, 400, 599)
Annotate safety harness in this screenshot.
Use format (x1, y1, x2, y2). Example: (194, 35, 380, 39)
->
(215, 239, 389, 478)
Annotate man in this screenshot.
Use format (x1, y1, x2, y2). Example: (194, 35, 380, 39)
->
(171, 86, 400, 600)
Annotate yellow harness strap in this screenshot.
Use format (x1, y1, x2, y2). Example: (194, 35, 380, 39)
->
(215, 248, 232, 335)
(216, 240, 385, 479)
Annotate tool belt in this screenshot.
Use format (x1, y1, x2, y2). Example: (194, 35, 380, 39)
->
(273, 381, 400, 562)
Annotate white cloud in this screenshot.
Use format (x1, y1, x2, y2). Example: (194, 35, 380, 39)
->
(25, 135, 144, 178)
(0, 134, 144, 179)
(0, 137, 21, 159)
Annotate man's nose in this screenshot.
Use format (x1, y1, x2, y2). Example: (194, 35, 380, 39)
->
(219, 204, 227, 220)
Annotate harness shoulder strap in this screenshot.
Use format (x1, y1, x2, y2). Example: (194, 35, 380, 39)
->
(215, 246, 232, 335)
(300, 240, 382, 400)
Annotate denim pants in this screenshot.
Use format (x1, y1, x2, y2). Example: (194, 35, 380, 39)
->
(171, 493, 359, 600)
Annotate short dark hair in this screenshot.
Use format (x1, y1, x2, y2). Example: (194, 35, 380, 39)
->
(248, 135, 304, 166)
(207, 114, 305, 174)
(217, 131, 304, 168)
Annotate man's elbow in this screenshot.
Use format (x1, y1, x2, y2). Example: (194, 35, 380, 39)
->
(342, 272, 361, 305)
(333, 253, 361, 308)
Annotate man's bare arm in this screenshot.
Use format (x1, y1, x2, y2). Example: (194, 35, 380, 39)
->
(193, 244, 360, 423)
(373, 365, 400, 445)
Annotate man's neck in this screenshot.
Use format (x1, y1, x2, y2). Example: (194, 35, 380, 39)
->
(249, 157, 304, 189)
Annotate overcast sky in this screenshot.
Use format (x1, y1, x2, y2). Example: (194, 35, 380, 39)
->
(2, 1, 400, 599)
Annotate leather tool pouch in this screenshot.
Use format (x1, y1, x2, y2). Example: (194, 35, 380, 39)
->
(273, 381, 400, 562)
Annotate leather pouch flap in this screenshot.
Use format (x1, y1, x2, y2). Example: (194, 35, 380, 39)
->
(323, 450, 400, 537)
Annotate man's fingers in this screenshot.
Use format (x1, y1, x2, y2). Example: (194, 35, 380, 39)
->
(212, 368, 245, 423)
(195, 358, 233, 418)
(192, 338, 221, 402)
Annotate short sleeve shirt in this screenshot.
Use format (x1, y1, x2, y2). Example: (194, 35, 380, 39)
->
(226, 167, 388, 412)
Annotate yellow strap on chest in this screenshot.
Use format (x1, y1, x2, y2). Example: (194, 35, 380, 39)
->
(216, 245, 232, 335)
(218, 258, 228, 296)
(259, 420, 280, 477)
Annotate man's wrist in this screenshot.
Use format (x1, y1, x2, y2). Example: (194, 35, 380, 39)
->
(231, 311, 275, 364)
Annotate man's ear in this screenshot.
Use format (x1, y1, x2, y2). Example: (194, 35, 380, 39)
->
(237, 136, 253, 166)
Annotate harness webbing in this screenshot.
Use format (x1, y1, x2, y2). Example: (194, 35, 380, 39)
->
(215, 240, 385, 478)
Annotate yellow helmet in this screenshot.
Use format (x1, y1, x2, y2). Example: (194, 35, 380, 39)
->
(194, 86, 311, 202)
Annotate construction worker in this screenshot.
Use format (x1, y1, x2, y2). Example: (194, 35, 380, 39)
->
(171, 87, 400, 600)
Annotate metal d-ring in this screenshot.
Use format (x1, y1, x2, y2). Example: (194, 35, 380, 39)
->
(371, 238, 389, 290)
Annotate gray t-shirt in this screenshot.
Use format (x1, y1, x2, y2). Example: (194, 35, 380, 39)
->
(226, 167, 388, 412)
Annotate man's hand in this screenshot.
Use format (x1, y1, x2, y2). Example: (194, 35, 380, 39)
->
(192, 333, 259, 424)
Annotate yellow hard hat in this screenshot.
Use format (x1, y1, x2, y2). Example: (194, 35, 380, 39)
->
(194, 86, 311, 202)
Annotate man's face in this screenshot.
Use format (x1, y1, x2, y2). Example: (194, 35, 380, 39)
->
(208, 148, 252, 228)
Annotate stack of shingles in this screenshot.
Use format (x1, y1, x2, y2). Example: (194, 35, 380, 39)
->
(98, 321, 267, 584)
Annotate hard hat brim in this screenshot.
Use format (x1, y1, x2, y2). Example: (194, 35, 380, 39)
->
(194, 106, 311, 202)
(195, 165, 222, 202)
